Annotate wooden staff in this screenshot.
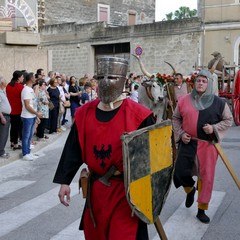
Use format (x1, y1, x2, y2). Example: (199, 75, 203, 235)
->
(154, 217, 168, 240)
(165, 83, 174, 115)
(214, 142, 240, 190)
(191, 136, 240, 190)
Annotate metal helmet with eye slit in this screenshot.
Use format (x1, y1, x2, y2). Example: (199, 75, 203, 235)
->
(96, 57, 128, 104)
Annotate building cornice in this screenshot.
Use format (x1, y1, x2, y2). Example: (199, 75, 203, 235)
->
(204, 2, 240, 9)
(204, 22, 240, 31)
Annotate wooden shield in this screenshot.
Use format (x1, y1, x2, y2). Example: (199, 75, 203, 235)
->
(121, 120, 173, 224)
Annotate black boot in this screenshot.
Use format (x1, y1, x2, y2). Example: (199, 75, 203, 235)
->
(185, 187, 196, 208)
(196, 209, 210, 223)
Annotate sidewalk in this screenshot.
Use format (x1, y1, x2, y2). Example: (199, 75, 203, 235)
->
(0, 113, 72, 167)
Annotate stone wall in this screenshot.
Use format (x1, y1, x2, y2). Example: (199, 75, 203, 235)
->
(45, 0, 155, 26)
(0, 18, 202, 82)
(40, 18, 202, 78)
(0, 46, 48, 82)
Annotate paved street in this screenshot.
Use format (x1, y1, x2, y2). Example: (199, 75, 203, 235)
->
(0, 124, 239, 240)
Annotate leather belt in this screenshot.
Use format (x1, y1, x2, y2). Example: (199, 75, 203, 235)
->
(91, 171, 123, 181)
(87, 166, 123, 228)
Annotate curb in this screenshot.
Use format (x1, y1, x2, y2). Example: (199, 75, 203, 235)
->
(0, 128, 70, 168)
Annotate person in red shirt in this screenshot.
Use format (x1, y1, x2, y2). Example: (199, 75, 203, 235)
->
(53, 57, 155, 240)
(6, 71, 24, 150)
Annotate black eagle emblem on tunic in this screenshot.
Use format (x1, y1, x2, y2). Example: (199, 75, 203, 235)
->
(93, 144, 112, 168)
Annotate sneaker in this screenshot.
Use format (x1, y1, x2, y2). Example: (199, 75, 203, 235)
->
(0, 153, 9, 159)
(30, 153, 39, 159)
(37, 137, 46, 142)
(61, 126, 66, 131)
(22, 154, 34, 161)
(30, 144, 35, 149)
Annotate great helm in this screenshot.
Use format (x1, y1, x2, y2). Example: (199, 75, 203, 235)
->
(96, 57, 128, 104)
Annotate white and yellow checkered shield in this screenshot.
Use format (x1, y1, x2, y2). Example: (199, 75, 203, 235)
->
(121, 120, 173, 224)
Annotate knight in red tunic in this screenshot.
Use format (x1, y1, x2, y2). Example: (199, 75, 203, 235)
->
(53, 57, 155, 239)
(172, 69, 233, 223)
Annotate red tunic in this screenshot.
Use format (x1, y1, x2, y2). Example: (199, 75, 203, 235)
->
(75, 98, 151, 174)
(6, 83, 24, 115)
(74, 98, 152, 240)
(177, 94, 223, 203)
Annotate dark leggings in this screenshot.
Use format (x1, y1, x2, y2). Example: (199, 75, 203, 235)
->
(49, 107, 59, 133)
(36, 118, 47, 138)
(10, 114, 22, 144)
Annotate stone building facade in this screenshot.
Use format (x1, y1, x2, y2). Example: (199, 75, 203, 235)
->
(198, 0, 240, 65)
(40, 19, 201, 78)
(0, 0, 240, 81)
(44, 0, 155, 26)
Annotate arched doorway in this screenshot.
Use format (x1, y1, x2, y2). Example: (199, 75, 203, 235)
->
(0, 0, 37, 31)
(234, 36, 240, 66)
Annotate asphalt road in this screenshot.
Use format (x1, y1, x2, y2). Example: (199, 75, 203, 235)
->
(0, 124, 239, 240)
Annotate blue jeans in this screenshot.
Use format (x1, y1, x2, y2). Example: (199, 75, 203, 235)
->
(21, 117, 36, 156)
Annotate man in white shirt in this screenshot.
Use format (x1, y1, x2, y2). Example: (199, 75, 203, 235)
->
(45, 71, 55, 85)
(0, 76, 12, 159)
(21, 72, 43, 161)
(61, 73, 69, 92)
(130, 84, 139, 102)
(165, 73, 191, 119)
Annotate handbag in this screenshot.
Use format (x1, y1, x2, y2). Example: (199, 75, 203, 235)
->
(63, 100, 70, 108)
(48, 100, 54, 110)
(59, 101, 65, 113)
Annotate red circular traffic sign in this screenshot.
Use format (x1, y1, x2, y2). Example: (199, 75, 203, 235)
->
(135, 46, 143, 56)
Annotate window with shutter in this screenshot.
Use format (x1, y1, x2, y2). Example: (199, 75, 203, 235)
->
(98, 4, 110, 23)
(128, 12, 136, 25)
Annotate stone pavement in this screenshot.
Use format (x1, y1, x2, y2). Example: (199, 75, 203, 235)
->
(1, 120, 239, 167)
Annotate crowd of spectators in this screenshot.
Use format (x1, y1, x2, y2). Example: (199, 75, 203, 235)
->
(0, 69, 98, 160)
(125, 73, 143, 103)
(0, 69, 187, 161)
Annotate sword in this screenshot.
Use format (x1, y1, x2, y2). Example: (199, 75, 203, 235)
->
(213, 142, 240, 190)
(99, 165, 118, 186)
(154, 217, 168, 240)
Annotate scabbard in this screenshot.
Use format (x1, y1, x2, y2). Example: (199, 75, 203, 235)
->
(86, 172, 97, 228)
(79, 168, 88, 198)
(78, 168, 96, 228)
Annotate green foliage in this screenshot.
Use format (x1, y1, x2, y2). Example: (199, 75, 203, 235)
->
(164, 6, 197, 20)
